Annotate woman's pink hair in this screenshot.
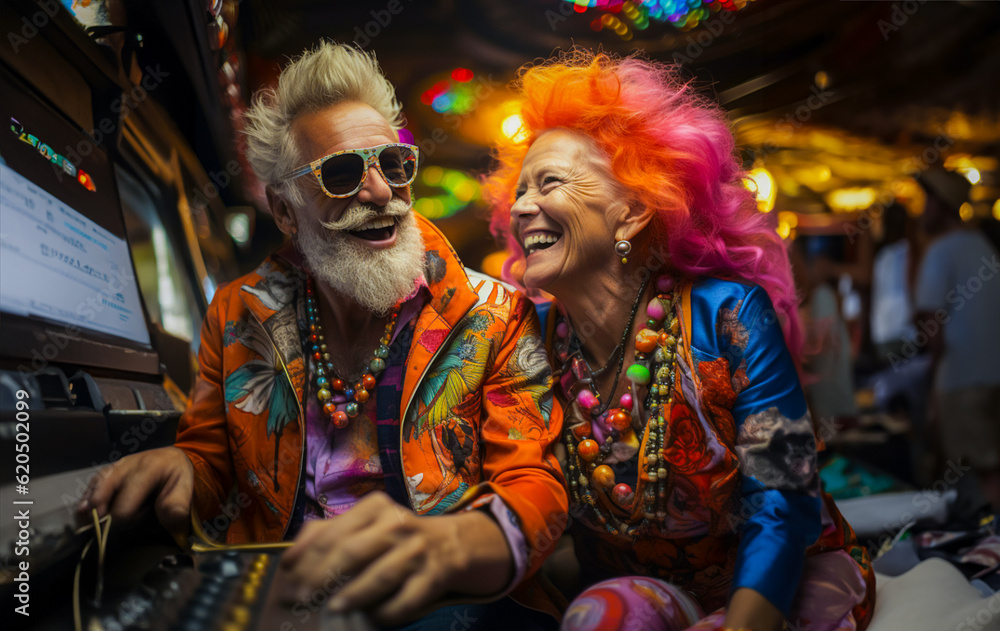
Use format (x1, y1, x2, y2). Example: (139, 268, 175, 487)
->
(483, 50, 801, 358)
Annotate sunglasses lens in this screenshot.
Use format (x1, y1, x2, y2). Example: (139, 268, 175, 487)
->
(320, 153, 366, 195)
(378, 146, 417, 186)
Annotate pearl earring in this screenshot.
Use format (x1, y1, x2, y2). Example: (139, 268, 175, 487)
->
(615, 239, 631, 265)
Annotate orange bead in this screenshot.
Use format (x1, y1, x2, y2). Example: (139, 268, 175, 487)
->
(592, 465, 615, 489)
(578, 439, 599, 462)
(354, 389, 370, 403)
(331, 379, 346, 391)
(572, 421, 593, 440)
(635, 329, 658, 353)
(608, 409, 632, 431)
(362, 374, 377, 389)
(322, 401, 337, 416)
(332, 411, 349, 429)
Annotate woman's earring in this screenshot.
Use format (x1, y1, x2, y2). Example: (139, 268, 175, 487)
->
(615, 239, 631, 265)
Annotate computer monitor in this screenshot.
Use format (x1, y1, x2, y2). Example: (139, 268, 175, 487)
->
(0, 67, 159, 376)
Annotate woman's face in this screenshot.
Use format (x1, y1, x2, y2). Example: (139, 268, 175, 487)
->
(510, 129, 625, 293)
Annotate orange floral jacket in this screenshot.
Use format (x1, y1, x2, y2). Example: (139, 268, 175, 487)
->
(173, 215, 567, 610)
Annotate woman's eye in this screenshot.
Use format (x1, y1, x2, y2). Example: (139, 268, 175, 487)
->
(540, 176, 561, 190)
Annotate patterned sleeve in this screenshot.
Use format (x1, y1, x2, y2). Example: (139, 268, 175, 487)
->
(445, 291, 568, 580)
(174, 287, 236, 524)
(727, 286, 822, 616)
(462, 493, 530, 596)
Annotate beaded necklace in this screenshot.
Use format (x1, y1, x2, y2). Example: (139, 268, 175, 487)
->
(557, 275, 680, 537)
(576, 274, 650, 418)
(305, 278, 398, 429)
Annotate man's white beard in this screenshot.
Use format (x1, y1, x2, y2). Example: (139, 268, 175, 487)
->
(295, 198, 425, 315)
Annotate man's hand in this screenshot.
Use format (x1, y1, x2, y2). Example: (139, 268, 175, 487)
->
(280, 492, 513, 626)
(79, 446, 195, 536)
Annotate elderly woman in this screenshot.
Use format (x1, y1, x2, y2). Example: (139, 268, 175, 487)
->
(485, 52, 875, 631)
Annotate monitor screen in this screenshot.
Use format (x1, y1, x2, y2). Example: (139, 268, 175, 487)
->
(0, 68, 157, 373)
(0, 163, 150, 345)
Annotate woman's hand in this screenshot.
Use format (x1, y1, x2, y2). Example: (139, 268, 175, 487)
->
(721, 588, 785, 631)
(279, 492, 513, 626)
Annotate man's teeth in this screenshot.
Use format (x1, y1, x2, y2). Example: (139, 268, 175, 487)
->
(523, 234, 559, 250)
(356, 217, 395, 231)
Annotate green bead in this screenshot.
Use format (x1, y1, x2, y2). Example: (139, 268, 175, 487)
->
(626, 363, 651, 385)
(375, 345, 390, 359)
(370, 358, 386, 373)
(345, 402, 359, 417)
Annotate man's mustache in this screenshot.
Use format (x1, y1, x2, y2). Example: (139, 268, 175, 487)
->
(318, 199, 411, 232)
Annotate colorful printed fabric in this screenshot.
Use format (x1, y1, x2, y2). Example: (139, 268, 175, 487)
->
(549, 278, 875, 629)
(300, 312, 419, 519)
(299, 300, 532, 594)
(173, 214, 567, 617)
(562, 577, 703, 631)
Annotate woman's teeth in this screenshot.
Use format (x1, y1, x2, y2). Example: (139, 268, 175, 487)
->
(524, 233, 560, 254)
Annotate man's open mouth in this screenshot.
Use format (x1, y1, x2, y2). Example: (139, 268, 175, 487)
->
(348, 216, 397, 242)
(523, 231, 562, 256)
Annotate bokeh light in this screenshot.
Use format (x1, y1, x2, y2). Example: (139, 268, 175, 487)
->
(501, 114, 529, 143)
(745, 167, 775, 213)
(415, 167, 482, 219)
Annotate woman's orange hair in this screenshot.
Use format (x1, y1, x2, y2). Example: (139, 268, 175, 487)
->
(483, 50, 801, 358)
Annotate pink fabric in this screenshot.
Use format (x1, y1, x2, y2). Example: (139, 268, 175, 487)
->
(565, 550, 867, 631)
(562, 577, 704, 631)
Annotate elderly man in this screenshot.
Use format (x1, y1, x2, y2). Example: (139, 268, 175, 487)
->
(83, 42, 566, 629)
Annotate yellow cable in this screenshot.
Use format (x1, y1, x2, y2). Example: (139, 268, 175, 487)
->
(96, 513, 111, 604)
(73, 539, 94, 631)
(188, 509, 293, 552)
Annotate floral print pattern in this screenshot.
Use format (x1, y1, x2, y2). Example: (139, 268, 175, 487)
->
(556, 279, 874, 628)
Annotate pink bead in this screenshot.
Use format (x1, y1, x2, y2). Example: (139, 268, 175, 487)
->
(612, 483, 635, 507)
(555, 322, 570, 339)
(576, 389, 599, 410)
(592, 418, 607, 444)
(655, 275, 675, 293)
(645, 298, 666, 321)
(619, 392, 633, 409)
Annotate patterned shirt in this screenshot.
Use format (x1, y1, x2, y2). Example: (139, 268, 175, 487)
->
(297, 279, 529, 593)
(300, 284, 427, 518)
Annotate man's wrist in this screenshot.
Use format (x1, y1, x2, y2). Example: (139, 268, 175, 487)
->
(445, 510, 513, 597)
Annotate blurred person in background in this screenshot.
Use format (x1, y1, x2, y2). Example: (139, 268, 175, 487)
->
(870, 203, 917, 363)
(914, 166, 1000, 511)
(793, 236, 859, 425)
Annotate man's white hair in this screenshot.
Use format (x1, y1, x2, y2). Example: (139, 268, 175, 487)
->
(243, 41, 404, 208)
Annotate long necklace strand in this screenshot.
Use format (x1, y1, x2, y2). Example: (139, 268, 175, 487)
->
(305, 278, 399, 429)
(578, 273, 651, 416)
(560, 275, 680, 537)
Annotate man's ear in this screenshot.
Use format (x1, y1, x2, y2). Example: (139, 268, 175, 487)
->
(614, 199, 656, 243)
(266, 186, 298, 236)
